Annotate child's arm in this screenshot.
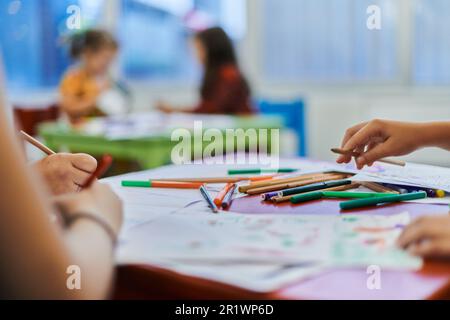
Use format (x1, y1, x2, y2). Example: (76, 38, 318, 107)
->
(336, 120, 450, 169)
(0, 111, 122, 299)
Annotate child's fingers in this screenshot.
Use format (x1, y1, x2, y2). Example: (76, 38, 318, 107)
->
(355, 141, 394, 168)
(71, 154, 98, 174)
(340, 122, 368, 148)
(409, 238, 450, 258)
(397, 217, 446, 248)
(342, 122, 382, 155)
(337, 122, 367, 164)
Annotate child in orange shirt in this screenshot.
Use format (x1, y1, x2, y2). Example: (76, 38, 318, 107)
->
(60, 30, 118, 124)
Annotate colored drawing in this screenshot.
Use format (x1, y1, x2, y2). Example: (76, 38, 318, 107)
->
(118, 212, 422, 270)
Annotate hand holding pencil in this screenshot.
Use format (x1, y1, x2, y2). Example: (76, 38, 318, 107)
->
(335, 119, 420, 169)
(21, 130, 105, 194)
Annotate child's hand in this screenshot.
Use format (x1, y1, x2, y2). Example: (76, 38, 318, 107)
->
(34, 153, 97, 195)
(336, 120, 424, 169)
(397, 216, 450, 259)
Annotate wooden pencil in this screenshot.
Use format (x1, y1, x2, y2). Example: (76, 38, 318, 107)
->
(331, 148, 406, 167)
(238, 172, 341, 193)
(360, 181, 399, 194)
(20, 130, 55, 155)
(272, 182, 361, 203)
(246, 174, 348, 195)
(151, 175, 275, 184)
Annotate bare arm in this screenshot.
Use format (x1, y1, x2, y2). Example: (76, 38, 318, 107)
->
(420, 121, 450, 151)
(0, 112, 122, 299)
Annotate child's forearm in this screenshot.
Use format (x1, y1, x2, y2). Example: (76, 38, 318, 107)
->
(420, 122, 450, 151)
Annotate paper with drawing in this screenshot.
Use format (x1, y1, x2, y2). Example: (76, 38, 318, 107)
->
(117, 212, 421, 270)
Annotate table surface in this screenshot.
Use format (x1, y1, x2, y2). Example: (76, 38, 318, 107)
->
(112, 160, 450, 300)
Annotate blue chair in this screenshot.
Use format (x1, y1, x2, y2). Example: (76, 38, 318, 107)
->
(257, 99, 307, 157)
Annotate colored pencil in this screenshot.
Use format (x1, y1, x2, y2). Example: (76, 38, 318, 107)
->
(200, 185, 219, 213)
(276, 179, 351, 198)
(228, 168, 298, 175)
(246, 174, 348, 195)
(151, 175, 275, 184)
(240, 172, 346, 193)
(20, 130, 55, 155)
(214, 183, 235, 207)
(331, 148, 406, 167)
(272, 183, 361, 203)
(221, 184, 237, 209)
(82, 154, 113, 188)
(122, 180, 204, 189)
(360, 182, 399, 194)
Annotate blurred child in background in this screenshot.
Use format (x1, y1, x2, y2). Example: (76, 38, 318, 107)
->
(60, 30, 121, 124)
(157, 27, 255, 115)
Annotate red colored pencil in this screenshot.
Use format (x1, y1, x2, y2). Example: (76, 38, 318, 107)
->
(82, 154, 113, 188)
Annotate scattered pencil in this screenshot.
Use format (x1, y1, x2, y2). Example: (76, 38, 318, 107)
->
(122, 180, 204, 189)
(214, 183, 235, 207)
(150, 175, 275, 184)
(272, 182, 361, 203)
(246, 174, 348, 195)
(200, 185, 219, 213)
(360, 182, 399, 194)
(20, 130, 55, 155)
(221, 184, 237, 209)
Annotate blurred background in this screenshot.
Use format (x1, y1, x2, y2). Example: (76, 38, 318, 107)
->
(1, 0, 450, 166)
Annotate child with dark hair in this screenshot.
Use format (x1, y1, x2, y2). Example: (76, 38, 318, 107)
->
(60, 30, 119, 124)
(158, 27, 255, 115)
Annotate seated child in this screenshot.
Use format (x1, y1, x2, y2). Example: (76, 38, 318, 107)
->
(60, 30, 120, 124)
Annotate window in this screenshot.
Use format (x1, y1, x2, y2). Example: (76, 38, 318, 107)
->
(119, 0, 247, 80)
(414, 0, 450, 85)
(0, 0, 105, 90)
(262, 0, 399, 83)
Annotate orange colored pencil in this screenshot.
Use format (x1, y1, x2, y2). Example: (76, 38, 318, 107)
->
(151, 175, 276, 184)
(214, 183, 235, 207)
(152, 181, 204, 189)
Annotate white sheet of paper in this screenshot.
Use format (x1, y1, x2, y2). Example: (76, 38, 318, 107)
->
(341, 162, 450, 193)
